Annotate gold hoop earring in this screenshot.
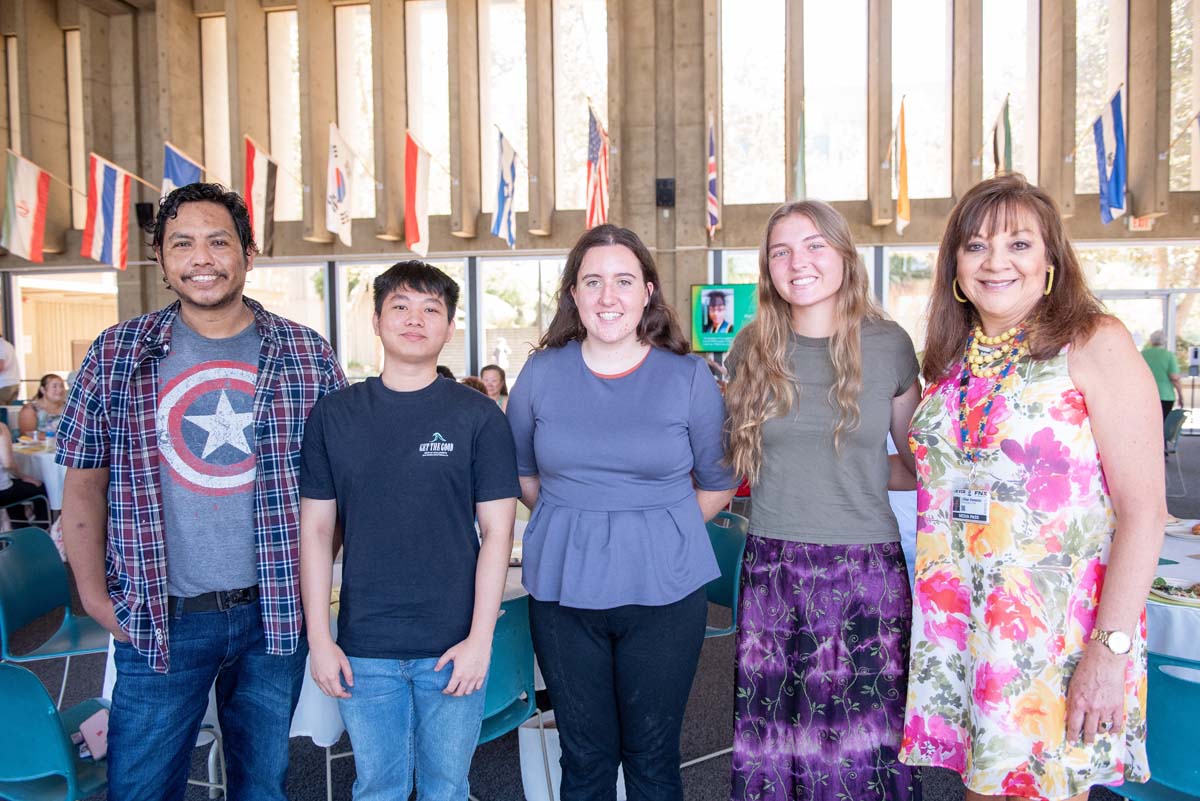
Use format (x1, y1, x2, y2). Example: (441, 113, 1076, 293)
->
(953, 279, 968, 304)
(1044, 265, 1055, 296)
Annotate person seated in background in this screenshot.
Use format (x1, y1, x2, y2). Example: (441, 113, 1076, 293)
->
(0, 421, 48, 527)
(18, 373, 67, 438)
(460, 375, 488, 394)
(480, 364, 509, 410)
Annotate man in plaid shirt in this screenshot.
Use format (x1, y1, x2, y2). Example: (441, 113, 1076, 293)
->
(58, 183, 347, 801)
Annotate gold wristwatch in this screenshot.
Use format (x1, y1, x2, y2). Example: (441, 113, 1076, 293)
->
(1089, 628, 1132, 655)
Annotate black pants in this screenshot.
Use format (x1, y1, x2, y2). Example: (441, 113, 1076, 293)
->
(1163, 399, 1175, 421)
(0, 478, 48, 528)
(529, 587, 708, 801)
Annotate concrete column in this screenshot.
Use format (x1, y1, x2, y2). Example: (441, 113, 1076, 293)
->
(447, 0, 480, 238)
(702, 0, 720, 243)
(951, 0, 982, 199)
(371, 0, 406, 241)
(1037, 0, 1075, 217)
(156, 0, 203, 172)
(610, 0, 656, 240)
(653, 0, 673, 256)
(867, 0, 892, 226)
(671, 0, 707, 324)
(226, 0, 269, 200)
(784, 0, 803, 201)
(297, 0, 335, 243)
(79, 5, 112, 158)
(14, 0, 72, 253)
(1126, 0, 1168, 218)
(606, 0, 625, 225)
(525, 0, 553, 236)
(139, 6, 178, 311)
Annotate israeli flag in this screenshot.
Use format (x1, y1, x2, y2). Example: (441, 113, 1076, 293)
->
(491, 131, 517, 248)
(1093, 89, 1126, 224)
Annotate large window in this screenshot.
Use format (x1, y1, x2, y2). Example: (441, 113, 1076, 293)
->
(200, 16, 232, 188)
(892, 0, 951, 198)
(982, 0, 1038, 183)
(479, 257, 563, 383)
(804, 0, 867, 201)
(65, 30, 85, 228)
(885, 248, 936, 354)
(720, 0, 785, 204)
(1170, 0, 1200, 190)
(553, 0, 607, 210)
(335, 5, 375, 219)
(267, 11, 302, 222)
(407, 0, 452, 216)
(338, 260, 467, 380)
(244, 264, 327, 336)
(1075, 0, 1126, 194)
(479, 0, 528, 215)
(12, 271, 118, 389)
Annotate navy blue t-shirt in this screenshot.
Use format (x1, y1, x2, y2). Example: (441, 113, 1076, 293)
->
(300, 376, 520, 659)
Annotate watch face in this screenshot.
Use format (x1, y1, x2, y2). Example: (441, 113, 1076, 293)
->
(1107, 631, 1132, 655)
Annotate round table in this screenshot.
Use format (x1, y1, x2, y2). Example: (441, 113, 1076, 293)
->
(1147, 533, 1200, 661)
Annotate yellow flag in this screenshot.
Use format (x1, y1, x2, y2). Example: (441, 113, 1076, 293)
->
(896, 98, 910, 235)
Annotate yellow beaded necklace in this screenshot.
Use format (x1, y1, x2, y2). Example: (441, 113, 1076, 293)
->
(965, 325, 1026, 378)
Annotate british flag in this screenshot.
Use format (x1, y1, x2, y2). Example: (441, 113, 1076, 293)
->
(586, 106, 609, 228)
(706, 114, 720, 238)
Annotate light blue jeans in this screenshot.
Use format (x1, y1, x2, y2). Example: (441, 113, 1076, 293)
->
(338, 655, 487, 801)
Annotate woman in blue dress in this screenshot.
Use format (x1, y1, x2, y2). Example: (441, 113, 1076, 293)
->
(507, 224, 738, 801)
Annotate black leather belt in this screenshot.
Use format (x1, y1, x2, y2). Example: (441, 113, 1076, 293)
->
(167, 585, 260, 615)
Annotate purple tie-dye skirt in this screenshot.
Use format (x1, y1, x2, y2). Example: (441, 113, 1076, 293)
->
(730, 536, 921, 801)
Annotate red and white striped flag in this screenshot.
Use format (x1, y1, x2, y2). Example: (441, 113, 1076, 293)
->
(586, 106, 609, 228)
(1, 152, 51, 262)
(244, 136, 277, 255)
(405, 131, 431, 257)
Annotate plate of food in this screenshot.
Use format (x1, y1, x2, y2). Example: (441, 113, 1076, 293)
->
(1149, 576, 1200, 607)
(1164, 519, 1200, 539)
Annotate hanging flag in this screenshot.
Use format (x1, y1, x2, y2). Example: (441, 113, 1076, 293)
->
(326, 122, 353, 246)
(1, 152, 51, 262)
(405, 131, 431, 257)
(244, 136, 277, 256)
(80, 153, 132, 270)
(491, 130, 517, 248)
(1093, 88, 1127, 225)
(895, 98, 910, 235)
(706, 113, 720, 238)
(586, 106, 609, 228)
(991, 98, 1012, 176)
(162, 142, 203, 198)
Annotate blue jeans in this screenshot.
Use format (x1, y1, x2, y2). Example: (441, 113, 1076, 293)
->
(337, 655, 487, 801)
(107, 600, 306, 801)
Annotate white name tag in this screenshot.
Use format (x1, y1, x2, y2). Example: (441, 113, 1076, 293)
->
(951, 487, 991, 524)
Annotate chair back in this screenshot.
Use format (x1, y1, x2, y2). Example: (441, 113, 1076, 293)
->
(0, 662, 78, 795)
(704, 511, 749, 637)
(1164, 409, 1187, 453)
(1145, 652, 1200, 794)
(478, 595, 536, 745)
(0, 527, 70, 658)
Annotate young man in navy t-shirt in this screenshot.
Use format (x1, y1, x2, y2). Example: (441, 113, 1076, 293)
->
(299, 261, 519, 801)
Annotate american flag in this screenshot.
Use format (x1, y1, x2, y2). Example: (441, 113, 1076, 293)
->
(706, 114, 720, 238)
(586, 106, 609, 228)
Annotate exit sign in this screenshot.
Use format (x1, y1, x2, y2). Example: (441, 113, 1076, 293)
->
(1128, 216, 1155, 232)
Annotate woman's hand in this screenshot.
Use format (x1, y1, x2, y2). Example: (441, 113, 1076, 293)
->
(1065, 643, 1127, 744)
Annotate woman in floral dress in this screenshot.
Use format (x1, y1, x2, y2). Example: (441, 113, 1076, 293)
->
(900, 174, 1164, 801)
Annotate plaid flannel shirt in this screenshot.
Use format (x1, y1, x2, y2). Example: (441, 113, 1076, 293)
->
(56, 298, 347, 672)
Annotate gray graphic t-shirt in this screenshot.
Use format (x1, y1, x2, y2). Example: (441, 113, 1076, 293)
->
(157, 317, 262, 597)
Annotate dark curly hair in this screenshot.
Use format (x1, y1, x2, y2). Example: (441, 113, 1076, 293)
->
(152, 183, 255, 259)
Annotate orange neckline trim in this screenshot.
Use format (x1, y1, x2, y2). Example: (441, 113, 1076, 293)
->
(590, 349, 651, 379)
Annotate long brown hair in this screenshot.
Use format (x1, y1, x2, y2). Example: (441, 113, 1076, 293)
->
(725, 201, 882, 484)
(922, 174, 1104, 384)
(538, 224, 689, 355)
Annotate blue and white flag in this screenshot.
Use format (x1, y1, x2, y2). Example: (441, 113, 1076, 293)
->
(491, 131, 517, 248)
(1093, 89, 1127, 225)
(162, 142, 203, 199)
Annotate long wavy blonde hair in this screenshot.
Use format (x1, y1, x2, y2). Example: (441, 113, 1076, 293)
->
(725, 201, 882, 485)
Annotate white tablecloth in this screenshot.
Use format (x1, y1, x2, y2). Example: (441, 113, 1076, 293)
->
(1147, 534, 1200, 661)
(12, 442, 66, 510)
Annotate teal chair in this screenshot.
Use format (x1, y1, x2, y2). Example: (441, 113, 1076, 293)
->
(1110, 653, 1200, 801)
(473, 594, 555, 801)
(681, 510, 749, 770)
(0, 527, 110, 707)
(0, 662, 107, 800)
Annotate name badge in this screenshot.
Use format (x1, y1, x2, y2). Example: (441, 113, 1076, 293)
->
(951, 487, 991, 524)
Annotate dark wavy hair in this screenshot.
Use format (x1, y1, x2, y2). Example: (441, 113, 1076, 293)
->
(922, 173, 1105, 384)
(539, 224, 689, 355)
(152, 183, 255, 258)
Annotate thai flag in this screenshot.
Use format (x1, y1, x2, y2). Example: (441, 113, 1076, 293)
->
(162, 142, 202, 199)
(80, 153, 132, 270)
(1093, 88, 1126, 225)
(706, 114, 719, 239)
(491, 131, 517, 248)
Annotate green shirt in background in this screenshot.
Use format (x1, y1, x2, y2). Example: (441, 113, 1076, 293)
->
(1141, 346, 1180, 401)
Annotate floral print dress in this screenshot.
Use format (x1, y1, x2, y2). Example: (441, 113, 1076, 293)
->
(899, 348, 1149, 800)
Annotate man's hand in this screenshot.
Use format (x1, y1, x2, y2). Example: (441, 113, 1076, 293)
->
(82, 593, 128, 642)
(309, 638, 354, 698)
(435, 635, 491, 696)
